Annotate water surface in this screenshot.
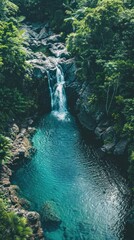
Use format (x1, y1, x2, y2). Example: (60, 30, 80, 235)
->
(12, 112, 130, 240)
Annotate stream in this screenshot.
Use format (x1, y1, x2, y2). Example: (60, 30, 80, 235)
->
(12, 63, 131, 240)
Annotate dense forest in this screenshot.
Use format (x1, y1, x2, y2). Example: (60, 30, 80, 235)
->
(0, 0, 134, 238)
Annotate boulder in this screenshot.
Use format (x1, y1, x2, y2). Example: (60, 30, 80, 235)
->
(2, 178, 10, 187)
(2, 165, 12, 176)
(38, 27, 49, 40)
(49, 47, 69, 58)
(27, 127, 36, 135)
(18, 147, 26, 158)
(102, 126, 115, 142)
(10, 195, 19, 205)
(114, 139, 128, 156)
(60, 58, 76, 84)
(46, 35, 61, 44)
(27, 211, 40, 224)
(101, 143, 115, 154)
(41, 201, 61, 229)
(9, 185, 20, 196)
(77, 110, 96, 131)
(95, 127, 105, 139)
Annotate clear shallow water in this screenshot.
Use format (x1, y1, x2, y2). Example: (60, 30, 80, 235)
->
(12, 112, 131, 240)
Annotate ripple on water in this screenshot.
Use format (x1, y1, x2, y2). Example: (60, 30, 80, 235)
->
(12, 113, 131, 240)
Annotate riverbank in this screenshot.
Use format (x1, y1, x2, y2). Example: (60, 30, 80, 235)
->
(0, 119, 45, 239)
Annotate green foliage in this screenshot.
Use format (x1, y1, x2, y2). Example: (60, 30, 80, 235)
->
(0, 0, 18, 20)
(0, 1, 37, 132)
(66, 0, 134, 133)
(0, 198, 32, 239)
(12, 0, 75, 32)
(123, 99, 134, 138)
(0, 87, 35, 131)
(0, 134, 12, 165)
(0, 21, 26, 82)
(67, 0, 134, 185)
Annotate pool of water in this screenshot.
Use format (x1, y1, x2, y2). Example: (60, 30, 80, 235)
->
(12, 112, 131, 240)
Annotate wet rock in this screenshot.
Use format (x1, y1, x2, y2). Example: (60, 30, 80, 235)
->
(114, 139, 128, 155)
(2, 178, 10, 187)
(27, 127, 36, 135)
(19, 198, 31, 210)
(60, 59, 76, 83)
(36, 228, 44, 239)
(10, 195, 19, 205)
(38, 26, 49, 40)
(27, 211, 41, 225)
(53, 42, 65, 50)
(29, 147, 37, 156)
(2, 165, 12, 176)
(41, 201, 62, 229)
(46, 34, 61, 44)
(77, 110, 96, 131)
(102, 126, 115, 142)
(9, 185, 20, 196)
(101, 142, 115, 154)
(18, 147, 26, 158)
(49, 47, 69, 58)
(10, 123, 19, 139)
(25, 211, 44, 239)
(33, 65, 46, 79)
(95, 127, 105, 139)
(28, 118, 34, 125)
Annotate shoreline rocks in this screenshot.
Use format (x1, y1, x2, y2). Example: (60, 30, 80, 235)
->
(0, 121, 45, 240)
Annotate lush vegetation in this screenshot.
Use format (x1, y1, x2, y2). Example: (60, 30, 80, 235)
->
(0, 1, 35, 237)
(0, 0, 134, 237)
(12, 0, 68, 31)
(0, 1, 36, 132)
(66, 0, 134, 184)
(0, 198, 32, 239)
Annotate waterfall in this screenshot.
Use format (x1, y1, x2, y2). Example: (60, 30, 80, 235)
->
(47, 65, 67, 120)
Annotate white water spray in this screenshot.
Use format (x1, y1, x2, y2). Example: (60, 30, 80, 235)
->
(47, 65, 67, 120)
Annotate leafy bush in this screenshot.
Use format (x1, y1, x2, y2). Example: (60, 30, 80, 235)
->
(0, 198, 32, 239)
(0, 134, 12, 165)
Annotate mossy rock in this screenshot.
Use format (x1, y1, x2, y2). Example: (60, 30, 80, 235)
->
(41, 200, 62, 229)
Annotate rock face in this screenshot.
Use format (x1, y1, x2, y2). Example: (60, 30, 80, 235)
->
(41, 201, 62, 229)
(65, 71, 129, 156)
(8, 122, 36, 169)
(22, 22, 75, 115)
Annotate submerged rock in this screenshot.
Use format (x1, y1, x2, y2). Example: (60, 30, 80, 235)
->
(41, 201, 62, 229)
(101, 142, 115, 154)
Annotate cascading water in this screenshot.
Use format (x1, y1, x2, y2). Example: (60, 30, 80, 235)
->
(47, 65, 67, 120)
